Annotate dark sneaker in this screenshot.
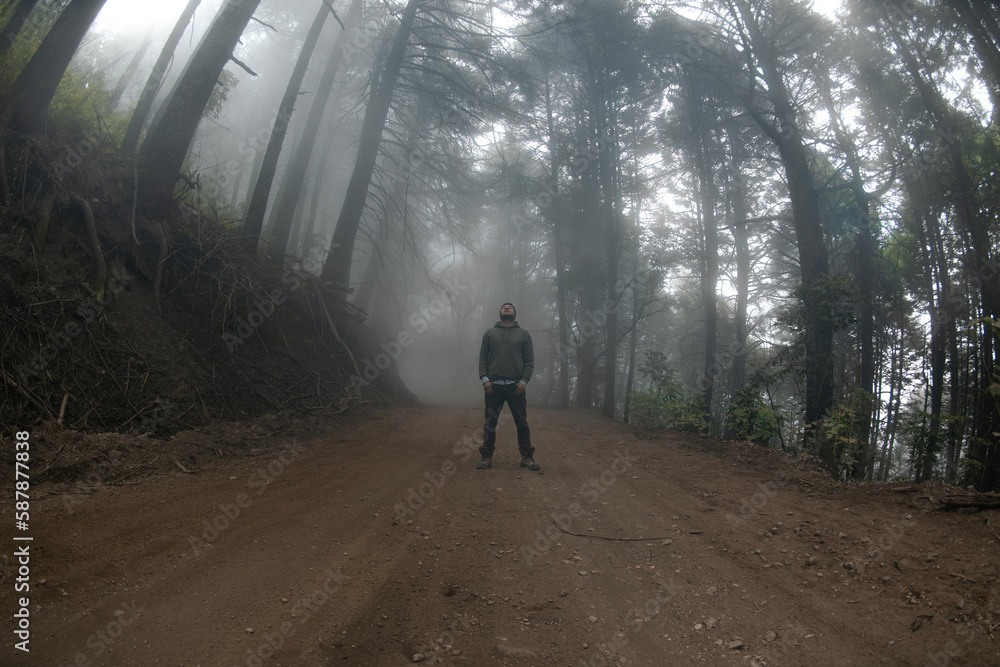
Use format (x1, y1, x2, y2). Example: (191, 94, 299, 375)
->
(520, 456, 540, 471)
(476, 457, 492, 470)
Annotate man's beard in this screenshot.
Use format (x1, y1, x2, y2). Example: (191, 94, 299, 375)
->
(500, 314, 514, 322)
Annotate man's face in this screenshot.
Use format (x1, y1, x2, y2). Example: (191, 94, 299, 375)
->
(500, 304, 515, 321)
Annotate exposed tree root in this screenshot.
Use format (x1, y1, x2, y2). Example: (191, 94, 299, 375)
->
(152, 221, 168, 313)
(34, 187, 56, 248)
(317, 284, 361, 377)
(71, 194, 107, 295)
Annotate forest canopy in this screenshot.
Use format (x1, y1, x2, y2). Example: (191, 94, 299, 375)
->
(1, 0, 999, 491)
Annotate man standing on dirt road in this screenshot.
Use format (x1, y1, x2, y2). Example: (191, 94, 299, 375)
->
(477, 302, 539, 471)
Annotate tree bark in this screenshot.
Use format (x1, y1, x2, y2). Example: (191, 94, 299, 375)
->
(320, 0, 420, 292)
(597, 105, 621, 419)
(886, 9, 1000, 490)
(911, 185, 945, 483)
(242, 3, 331, 254)
(0, 0, 39, 57)
(725, 135, 750, 439)
(816, 70, 877, 480)
(229, 160, 244, 207)
(120, 0, 202, 153)
(688, 82, 718, 426)
(574, 112, 603, 409)
(139, 0, 263, 204)
(8, 0, 109, 135)
(735, 1, 834, 468)
(544, 74, 571, 409)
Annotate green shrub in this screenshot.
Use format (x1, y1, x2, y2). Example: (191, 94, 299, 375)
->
(47, 69, 111, 138)
(629, 351, 706, 432)
(727, 387, 783, 446)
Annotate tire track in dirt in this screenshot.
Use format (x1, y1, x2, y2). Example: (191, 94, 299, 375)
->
(26, 406, 1000, 666)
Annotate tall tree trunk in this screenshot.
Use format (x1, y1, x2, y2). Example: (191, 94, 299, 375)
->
(853, 206, 876, 478)
(886, 10, 1000, 490)
(7, 0, 108, 135)
(545, 74, 570, 409)
(878, 330, 905, 481)
(106, 32, 153, 113)
(320, 0, 420, 292)
(229, 160, 244, 208)
(725, 137, 750, 439)
(816, 71, 877, 479)
(0, 0, 40, 57)
(243, 4, 331, 254)
(689, 84, 718, 426)
(911, 192, 945, 483)
(120, 0, 201, 153)
(945, 308, 963, 483)
(598, 107, 620, 419)
(269, 0, 363, 261)
(353, 235, 383, 317)
(623, 123, 643, 424)
(248, 140, 265, 207)
(736, 1, 834, 469)
(139, 0, 263, 204)
(623, 216, 641, 424)
(868, 332, 886, 481)
(950, 0, 1000, 102)
(574, 113, 603, 409)
(287, 174, 312, 254)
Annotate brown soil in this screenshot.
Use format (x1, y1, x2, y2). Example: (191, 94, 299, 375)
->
(12, 406, 1000, 666)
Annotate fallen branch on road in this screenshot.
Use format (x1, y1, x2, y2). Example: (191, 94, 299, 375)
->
(553, 523, 670, 542)
(939, 495, 1000, 511)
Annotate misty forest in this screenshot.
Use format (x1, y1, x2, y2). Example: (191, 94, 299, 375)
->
(4, 0, 1000, 664)
(5, 0, 998, 489)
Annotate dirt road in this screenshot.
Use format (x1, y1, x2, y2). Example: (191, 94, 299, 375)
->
(18, 407, 1000, 665)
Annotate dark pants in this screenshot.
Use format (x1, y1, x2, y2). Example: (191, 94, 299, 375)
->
(480, 383, 534, 460)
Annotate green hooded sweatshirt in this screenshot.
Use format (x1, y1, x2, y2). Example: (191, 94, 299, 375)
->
(479, 321, 534, 384)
